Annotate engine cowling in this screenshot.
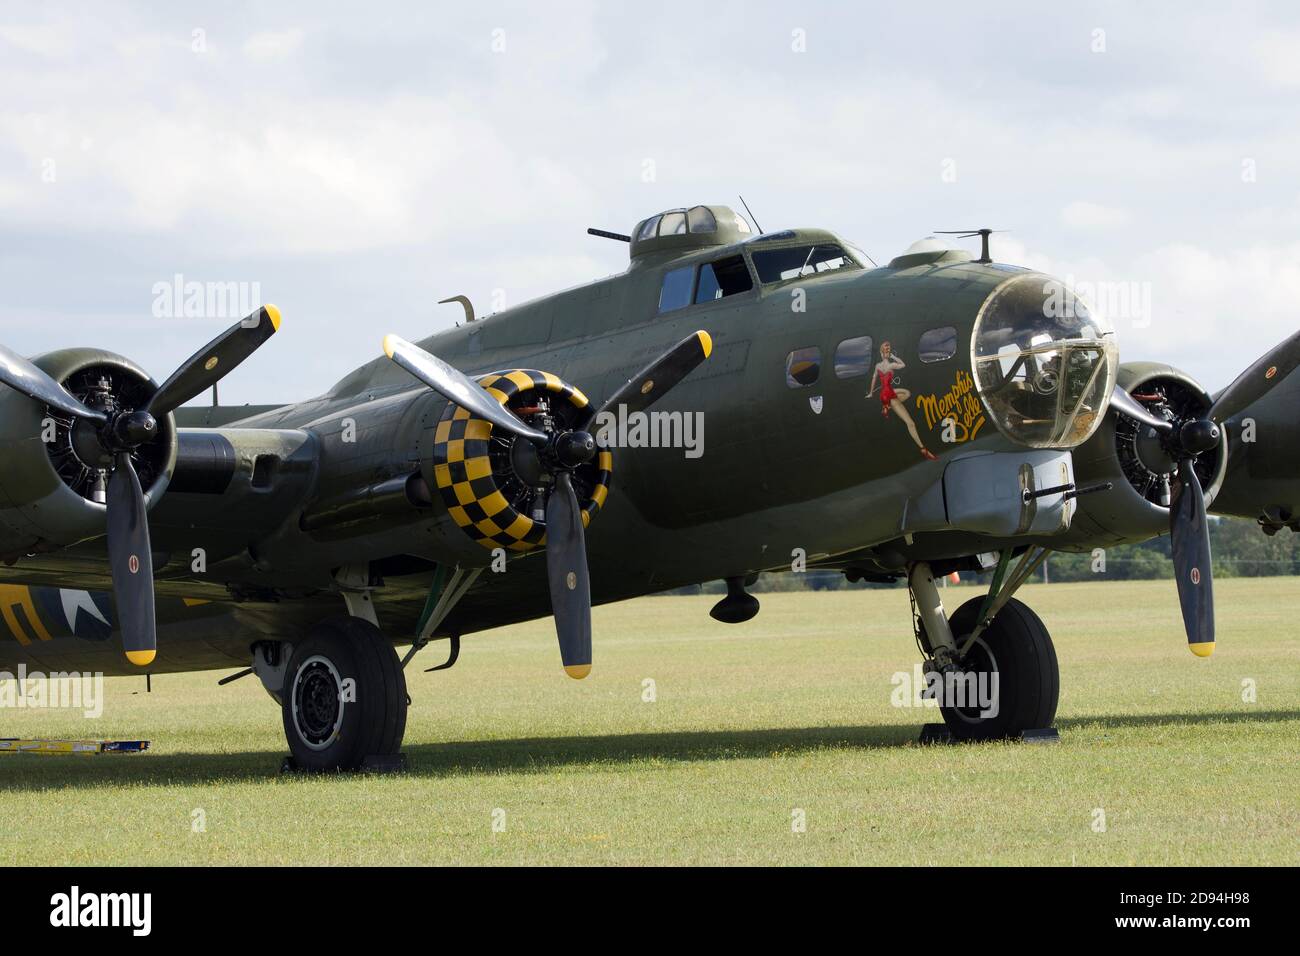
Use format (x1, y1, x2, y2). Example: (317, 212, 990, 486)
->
(1064, 361, 1227, 547)
(0, 348, 176, 560)
(423, 368, 613, 554)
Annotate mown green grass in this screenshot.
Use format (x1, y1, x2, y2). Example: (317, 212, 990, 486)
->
(1, 578, 1296, 865)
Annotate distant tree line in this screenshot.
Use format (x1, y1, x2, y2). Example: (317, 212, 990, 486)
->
(667, 516, 1300, 595)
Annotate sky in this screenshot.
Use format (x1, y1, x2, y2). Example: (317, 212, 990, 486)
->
(2, 1, 1298, 405)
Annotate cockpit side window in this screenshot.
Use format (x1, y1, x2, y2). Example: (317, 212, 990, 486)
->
(658, 265, 695, 314)
(694, 255, 753, 303)
(751, 244, 857, 284)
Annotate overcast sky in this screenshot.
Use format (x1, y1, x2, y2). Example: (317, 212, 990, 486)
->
(2, 1, 1298, 404)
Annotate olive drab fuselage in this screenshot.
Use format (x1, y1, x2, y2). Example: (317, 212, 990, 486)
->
(0, 206, 1293, 675)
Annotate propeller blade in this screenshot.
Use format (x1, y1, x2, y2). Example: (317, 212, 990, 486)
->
(1169, 458, 1215, 657)
(105, 453, 156, 666)
(1109, 384, 1172, 434)
(545, 471, 592, 679)
(0, 343, 107, 422)
(1206, 327, 1300, 425)
(144, 305, 282, 417)
(583, 330, 713, 427)
(383, 334, 549, 445)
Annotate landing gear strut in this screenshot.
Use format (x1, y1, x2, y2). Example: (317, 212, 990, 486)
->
(907, 556, 1059, 741)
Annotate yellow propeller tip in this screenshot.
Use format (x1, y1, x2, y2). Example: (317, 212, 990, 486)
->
(563, 663, 591, 680)
(1189, 641, 1215, 658)
(382, 334, 398, 359)
(125, 649, 156, 667)
(264, 304, 282, 331)
(696, 330, 713, 359)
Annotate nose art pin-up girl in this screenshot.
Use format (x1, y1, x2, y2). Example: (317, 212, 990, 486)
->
(867, 340, 937, 461)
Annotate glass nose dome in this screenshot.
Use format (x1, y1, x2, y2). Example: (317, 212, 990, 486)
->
(971, 273, 1118, 448)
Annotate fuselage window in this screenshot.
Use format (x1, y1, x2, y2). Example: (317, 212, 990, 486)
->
(636, 215, 661, 242)
(833, 336, 874, 378)
(658, 265, 695, 313)
(752, 244, 857, 284)
(785, 347, 821, 388)
(695, 255, 754, 303)
(918, 326, 958, 363)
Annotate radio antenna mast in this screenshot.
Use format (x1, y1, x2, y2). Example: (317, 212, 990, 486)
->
(738, 195, 764, 235)
(935, 228, 1004, 264)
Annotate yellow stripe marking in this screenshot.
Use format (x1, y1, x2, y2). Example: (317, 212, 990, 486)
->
(0, 586, 51, 642)
(0, 587, 32, 645)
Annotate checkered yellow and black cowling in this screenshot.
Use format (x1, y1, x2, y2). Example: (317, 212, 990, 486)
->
(431, 369, 613, 552)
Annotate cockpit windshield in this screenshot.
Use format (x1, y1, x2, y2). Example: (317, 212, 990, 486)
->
(971, 274, 1117, 448)
(751, 243, 859, 284)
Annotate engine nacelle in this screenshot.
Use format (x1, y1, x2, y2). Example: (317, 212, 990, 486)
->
(1061, 361, 1226, 549)
(419, 368, 612, 556)
(0, 348, 176, 560)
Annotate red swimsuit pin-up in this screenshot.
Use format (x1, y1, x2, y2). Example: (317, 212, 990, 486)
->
(867, 340, 937, 461)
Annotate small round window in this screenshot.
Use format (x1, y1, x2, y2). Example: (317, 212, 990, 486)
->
(833, 336, 873, 378)
(785, 347, 821, 388)
(918, 326, 957, 363)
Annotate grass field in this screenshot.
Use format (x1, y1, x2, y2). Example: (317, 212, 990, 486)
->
(1, 577, 1297, 866)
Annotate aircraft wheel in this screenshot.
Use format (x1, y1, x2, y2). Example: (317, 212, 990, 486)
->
(940, 597, 1059, 741)
(281, 616, 408, 771)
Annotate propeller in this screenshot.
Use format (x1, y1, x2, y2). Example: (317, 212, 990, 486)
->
(1109, 327, 1300, 656)
(576, 330, 713, 430)
(545, 471, 592, 678)
(384, 329, 712, 677)
(0, 305, 282, 665)
(1169, 458, 1213, 656)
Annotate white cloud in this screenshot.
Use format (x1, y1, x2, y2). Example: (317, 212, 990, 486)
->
(1253, 31, 1300, 89)
(1061, 201, 1132, 229)
(0, 21, 73, 57)
(1, 3, 1299, 402)
(242, 29, 303, 60)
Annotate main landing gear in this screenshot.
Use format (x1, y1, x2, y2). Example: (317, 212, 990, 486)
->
(278, 617, 408, 771)
(245, 564, 477, 771)
(907, 550, 1059, 741)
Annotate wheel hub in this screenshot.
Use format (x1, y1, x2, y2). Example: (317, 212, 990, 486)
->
(292, 656, 345, 750)
(946, 635, 999, 725)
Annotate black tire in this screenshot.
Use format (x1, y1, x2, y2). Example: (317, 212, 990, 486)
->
(939, 597, 1059, 741)
(281, 616, 408, 771)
